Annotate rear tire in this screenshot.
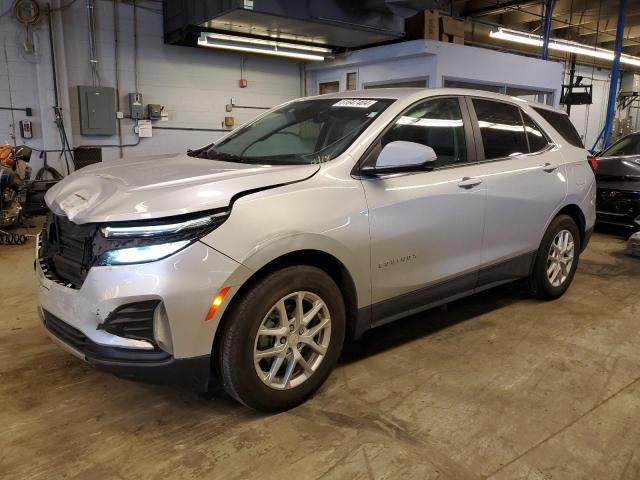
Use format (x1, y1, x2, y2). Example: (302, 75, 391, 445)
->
(217, 265, 345, 412)
(529, 214, 580, 300)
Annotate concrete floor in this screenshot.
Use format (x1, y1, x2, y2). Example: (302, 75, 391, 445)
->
(1, 226, 639, 480)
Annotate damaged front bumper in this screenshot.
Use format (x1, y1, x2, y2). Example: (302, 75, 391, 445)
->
(36, 237, 250, 391)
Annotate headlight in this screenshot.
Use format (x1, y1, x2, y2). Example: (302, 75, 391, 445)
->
(96, 241, 190, 266)
(101, 210, 229, 238)
(94, 209, 229, 266)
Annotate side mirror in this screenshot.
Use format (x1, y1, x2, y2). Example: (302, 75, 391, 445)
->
(366, 141, 437, 174)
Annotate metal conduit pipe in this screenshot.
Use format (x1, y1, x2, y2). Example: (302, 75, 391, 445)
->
(85, 0, 99, 86)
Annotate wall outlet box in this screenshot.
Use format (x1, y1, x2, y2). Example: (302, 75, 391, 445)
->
(147, 104, 162, 120)
(19, 120, 33, 139)
(225, 104, 233, 112)
(239, 79, 248, 88)
(128, 92, 144, 119)
(224, 116, 234, 127)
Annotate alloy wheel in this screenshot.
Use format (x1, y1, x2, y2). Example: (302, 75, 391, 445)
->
(547, 229, 575, 287)
(253, 291, 331, 390)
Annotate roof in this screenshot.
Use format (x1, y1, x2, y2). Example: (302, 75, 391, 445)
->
(306, 87, 568, 114)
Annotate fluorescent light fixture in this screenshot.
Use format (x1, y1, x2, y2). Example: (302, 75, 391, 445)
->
(490, 28, 640, 68)
(198, 33, 332, 61)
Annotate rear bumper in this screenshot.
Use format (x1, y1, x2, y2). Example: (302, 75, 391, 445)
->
(41, 308, 211, 391)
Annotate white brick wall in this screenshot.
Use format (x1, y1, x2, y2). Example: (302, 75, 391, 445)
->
(0, 0, 302, 174)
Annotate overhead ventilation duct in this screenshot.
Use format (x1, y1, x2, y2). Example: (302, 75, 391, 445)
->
(164, 0, 448, 54)
(362, 0, 445, 18)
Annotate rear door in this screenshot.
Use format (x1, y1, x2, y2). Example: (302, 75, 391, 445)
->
(360, 96, 487, 325)
(468, 98, 568, 286)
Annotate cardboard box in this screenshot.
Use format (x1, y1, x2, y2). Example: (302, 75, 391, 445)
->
(440, 16, 465, 38)
(405, 10, 439, 41)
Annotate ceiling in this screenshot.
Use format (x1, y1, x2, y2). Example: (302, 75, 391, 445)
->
(451, 0, 640, 65)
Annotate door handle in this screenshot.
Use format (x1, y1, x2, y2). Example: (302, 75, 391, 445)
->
(542, 163, 559, 173)
(458, 177, 482, 189)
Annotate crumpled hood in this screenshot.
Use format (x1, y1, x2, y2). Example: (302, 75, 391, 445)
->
(45, 153, 319, 223)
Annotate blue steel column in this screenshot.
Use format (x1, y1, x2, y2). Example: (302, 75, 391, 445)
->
(601, 0, 627, 149)
(541, 0, 554, 60)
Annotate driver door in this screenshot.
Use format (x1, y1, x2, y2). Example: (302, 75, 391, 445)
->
(359, 96, 487, 326)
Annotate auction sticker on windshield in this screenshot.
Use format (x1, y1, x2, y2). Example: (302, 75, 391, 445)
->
(332, 99, 378, 108)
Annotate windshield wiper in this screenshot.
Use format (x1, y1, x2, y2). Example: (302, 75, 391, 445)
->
(206, 149, 250, 163)
(186, 143, 213, 158)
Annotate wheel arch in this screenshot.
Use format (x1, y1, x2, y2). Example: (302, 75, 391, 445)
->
(555, 203, 586, 250)
(212, 248, 363, 370)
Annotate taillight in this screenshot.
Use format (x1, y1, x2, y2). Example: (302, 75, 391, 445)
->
(587, 155, 598, 173)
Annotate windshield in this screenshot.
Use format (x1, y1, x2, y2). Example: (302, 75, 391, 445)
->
(197, 98, 394, 165)
(601, 134, 640, 157)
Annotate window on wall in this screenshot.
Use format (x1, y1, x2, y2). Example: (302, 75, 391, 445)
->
(346, 72, 357, 91)
(506, 87, 554, 106)
(363, 79, 427, 89)
(382, 97, 467, 168)
(444, 79, 504, 93)
(443, 80, 554, 105)
(472, 99, 528, 160)
(319, 81, 339, 95)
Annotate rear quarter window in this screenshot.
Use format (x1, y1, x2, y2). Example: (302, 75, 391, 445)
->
(532, 107, 584, 148)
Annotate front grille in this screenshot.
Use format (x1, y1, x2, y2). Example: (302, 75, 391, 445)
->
(39, 213, 98, 289)
(596, 188, 640, 218)
(98, 300, 160, 344)
(43, 310, 87, 352)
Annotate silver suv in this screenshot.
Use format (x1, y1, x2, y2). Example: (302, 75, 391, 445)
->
(37, 89, 596, 411)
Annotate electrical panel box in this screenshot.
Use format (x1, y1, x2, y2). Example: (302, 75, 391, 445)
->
(148, 104, 162, 120)
(78, 86, 116, 136)
(129, 92, 144, 119)
(620, 73, 640, 95)
(19, 120, 33, 139)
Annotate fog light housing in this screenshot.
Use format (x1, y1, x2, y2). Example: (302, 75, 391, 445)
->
(153, 302, 173, 354)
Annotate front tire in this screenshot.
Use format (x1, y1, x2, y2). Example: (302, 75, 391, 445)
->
(217, 265, 345, 411)
(529, 214, 580, 299)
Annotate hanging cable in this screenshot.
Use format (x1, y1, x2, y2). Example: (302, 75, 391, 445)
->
(113, 0, 124, 158)
(584, 0, 602, 145)
(2, 41, 17, 145)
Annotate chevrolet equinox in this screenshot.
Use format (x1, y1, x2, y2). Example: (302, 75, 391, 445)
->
(37, 89, 596, 411)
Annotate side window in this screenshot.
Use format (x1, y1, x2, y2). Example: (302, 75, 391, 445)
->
(473, 99, 528, 160)
(601, 134, 640, 157)
(381, 97, 467, 168)
(522, 111, 550, 153)
(532, 107, 584, 148)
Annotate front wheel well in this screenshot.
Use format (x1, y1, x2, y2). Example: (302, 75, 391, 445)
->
(213, 250, 359, 370)
(555, 204, 586, 250)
